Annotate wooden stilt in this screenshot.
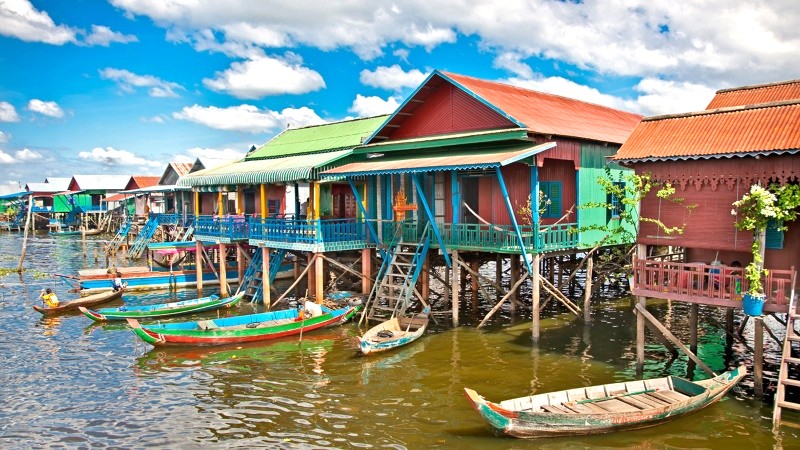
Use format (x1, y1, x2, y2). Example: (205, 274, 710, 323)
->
(294, 257, 301, 299)
(510, 255, 519, 310)
(635, 244, 647, 373)
(452, 250, 460, 327)
(726, 308, 734, 348)
(690, 303, 699, 353)
(315, 252, 324, 303)
(495, 254, 503, 304)
(532, 253, 541, 342)
(421, 253, 430, 300)
(219, 243, 228, 297)
(478, 273, 529, 327)
(443, 264, 450, 321)
(754, 316, 764, 398)
(583, 256, 593, 322)
(195, 240, 203, 296)
(237, 243, 246, 283)
(262, 246, 271, 308)
(306, 253, 315, 300)
(470, 261, 479, 309)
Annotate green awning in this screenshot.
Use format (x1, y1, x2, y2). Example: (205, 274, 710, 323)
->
(178, 149, 353, 187)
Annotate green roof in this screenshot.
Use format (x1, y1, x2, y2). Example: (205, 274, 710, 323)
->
(247, 115, 389, 160)
(179, 150, 353, 187)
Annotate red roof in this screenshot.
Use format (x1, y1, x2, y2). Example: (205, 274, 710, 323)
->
(128, 176, 161, 190)
(614, 100, 800, 161)
(443, 72, 642, 144)
(707, 79, 800, 109)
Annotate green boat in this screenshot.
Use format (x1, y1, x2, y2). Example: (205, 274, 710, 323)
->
(79, 292, 243, 321)
(464, 365, 746, 438)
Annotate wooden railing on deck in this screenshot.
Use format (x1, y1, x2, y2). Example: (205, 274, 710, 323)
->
(632, 257, 794, 311)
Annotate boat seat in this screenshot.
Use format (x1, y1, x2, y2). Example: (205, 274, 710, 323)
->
(197, 320, 219, 331)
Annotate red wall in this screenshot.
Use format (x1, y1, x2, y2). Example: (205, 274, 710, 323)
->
(387, 83, 514, 140)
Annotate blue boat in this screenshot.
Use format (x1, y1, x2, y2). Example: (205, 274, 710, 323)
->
(80, 292, 244, 321)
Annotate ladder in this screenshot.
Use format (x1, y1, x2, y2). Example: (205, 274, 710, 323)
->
(106, 220, 133, 255)
(238, 248, 287, 304)
(363, 222, 431, 323)
(127, 217, 160, 259)
(774, 272, 800, 428)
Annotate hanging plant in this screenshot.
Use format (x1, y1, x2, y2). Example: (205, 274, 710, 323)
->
(731, 183, 800, 295)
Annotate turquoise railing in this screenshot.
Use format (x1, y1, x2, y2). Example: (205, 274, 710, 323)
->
(537, 223, 579, 252)
(194, 215, 249, 241)
(435, 221, 577, 253)
(248, 217, 367, 245)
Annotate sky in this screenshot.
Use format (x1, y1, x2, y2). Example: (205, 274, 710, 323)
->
(0, 0, 798, 188)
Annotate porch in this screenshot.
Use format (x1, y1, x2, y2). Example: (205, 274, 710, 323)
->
(248, 216, 368, 252)
(194, 214, 249, 244)
(632, 257, 795, 314)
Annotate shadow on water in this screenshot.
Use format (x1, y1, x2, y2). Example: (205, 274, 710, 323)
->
(0, 232, 798, 448)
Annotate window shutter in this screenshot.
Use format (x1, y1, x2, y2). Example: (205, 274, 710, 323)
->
(765, 219, 784, 249)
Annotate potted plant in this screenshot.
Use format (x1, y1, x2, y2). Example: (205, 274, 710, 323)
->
(731, 183, 800, 316)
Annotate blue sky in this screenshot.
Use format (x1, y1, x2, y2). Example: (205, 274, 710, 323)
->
(0, 0, 797, 187)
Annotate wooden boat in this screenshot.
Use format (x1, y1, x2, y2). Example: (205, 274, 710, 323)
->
(79, 292, 243, 322)
(76, 265, 240, 294)
(464, 365, 746, 438)
(49, 228, 103, 236)
(33, 288, 125, 315)
(127, 302, 358, 347)
(358, 307, 430, 355)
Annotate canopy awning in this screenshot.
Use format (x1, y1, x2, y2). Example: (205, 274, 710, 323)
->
(120, 185, 190, 194)
(178, 149, 353, 187)
(320, 142, 555, 177)
(0, 191, 29, 200)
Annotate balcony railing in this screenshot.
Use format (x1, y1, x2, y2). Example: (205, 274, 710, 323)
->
(248, 216, 367, 251)
(632, 257, 794, 313)
(194, 215, 249, 242)
(437, 222, 578, 253)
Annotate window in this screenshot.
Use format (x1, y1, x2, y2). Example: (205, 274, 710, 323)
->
(267, 199, 281, 216)
(608, 181, 625, 220)
(765, 218, 784, 249)
(539, 181, 562, 219)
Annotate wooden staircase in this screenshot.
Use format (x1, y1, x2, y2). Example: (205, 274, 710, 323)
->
(238, 248, 287, 303)
(106, 220, 133, 255)
(774, 273, 800, 429)
(363, 222, 431, 323)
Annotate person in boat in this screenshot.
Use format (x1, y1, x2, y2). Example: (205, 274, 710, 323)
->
(111, 271, 126, 292)
(39, 288, 59, 308)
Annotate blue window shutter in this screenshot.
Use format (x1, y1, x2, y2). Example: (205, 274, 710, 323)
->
(765, 219, 784, 249)
(540, 181, 562, 219)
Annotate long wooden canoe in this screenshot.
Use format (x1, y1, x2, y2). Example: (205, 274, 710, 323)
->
(79, 292, 243, 321)
(33, 288, 125, 315)
(464, 365, 746, 438)
(127, 302, 358, 347)
(358, 307, 430, 355)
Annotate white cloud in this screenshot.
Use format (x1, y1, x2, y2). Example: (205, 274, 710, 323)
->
(100, 68, 184, 98)
(173, 104, 325, 133)
(493, 53, 534, 79)
(360, 65, 427, 91)
(0, 150, 15, 164)
(0, 131, 8, 143)
(0, 102, 20, 122)
(183, 147, 246, 169)
(349, 94, 400, 117)
(27, 99, 64, 118)
(632, 78, 717, 116)
(141, 115, 165, 123)
(0, 0, 76, 44)
(82, 25, 138, 46)
(78, 146, 162, 167)
(15, 148, 42, 161)
(392, 48, 410, 63)
(203, 53, 325, 99)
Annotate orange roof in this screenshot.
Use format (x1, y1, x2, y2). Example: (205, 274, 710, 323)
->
(613, 100, 800, 161)
(170, 162, 194, 177)
(103, 193, 129, 202)
(707, 79, 800, 109)
(442, 72, 643, 144)
(130, 176, 160, 189)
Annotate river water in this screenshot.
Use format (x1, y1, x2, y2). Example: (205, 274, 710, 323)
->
(0, 232, 797, 449)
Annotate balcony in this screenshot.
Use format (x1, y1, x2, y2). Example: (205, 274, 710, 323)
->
(194, 215, 250, 244)
(248, 216, 368, 252)
(437, 222, 579, 254)
(632, 257, 794, 314)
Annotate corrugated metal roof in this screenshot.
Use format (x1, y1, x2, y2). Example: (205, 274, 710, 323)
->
(179, 149, 353, 187)
(437, 72, 641, 144)
(707, 79, 800, 109)
(129, 176, 161, 189)
(43, 178, 72, 190)
(322, 142, 555, 177)
(248, 115, 388, 160)
(25, 182, 65, 194)
(70, 175, 130, 191)
(169, 162, 194, 177)
(613, 100, 800, 162)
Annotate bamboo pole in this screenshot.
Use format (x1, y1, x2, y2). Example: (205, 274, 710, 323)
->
(478, 273, 530, 327)
(272, 254, 316, 307)
(17, 195, 33, 272)
(583, 256, 593, 322)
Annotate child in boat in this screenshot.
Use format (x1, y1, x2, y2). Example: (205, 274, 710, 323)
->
(111, 272, 126, 292)
(40, 288, 59, 308)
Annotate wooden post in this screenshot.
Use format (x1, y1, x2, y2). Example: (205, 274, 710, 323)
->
(583, 256, 593, 322)
(362, 247, 372, 295)
(452, 250, 460, 327)
(532, 253, 541, 341)
(195, 240, 203, 296)
(217, 192, 224, 215)
(237, 243, 246, 283)
(510, 255, 519, 310)
(294, 256, 301, 299)
(421, 253, 430, 300)
(470, 261, 479, 309)
(262, 246, 271, 308)
(690, 303, 699, 352)
(495, 254, 503, 303)
(635, 244, 647, 371)
(754, 316, 764, 398)
(443, 263, 450, 323)
(17, 195, 33, 272)
(725, 308, 734, 348)
(306, 253, 315, 299)
(260, 184, 267, 219)
(315, 253, 324, 303)
(219, 243, 228, 298)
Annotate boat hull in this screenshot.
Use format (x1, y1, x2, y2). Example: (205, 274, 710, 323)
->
(358, 309, 429, 355)
(464, 365, 746, 438)
(129, 305, 357, 347)
(78, 267, 239, 294)
(79, 292, 243, 321)
(33, 289, 124, 315)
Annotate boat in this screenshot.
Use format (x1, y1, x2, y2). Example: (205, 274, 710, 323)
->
(463, 365, 746, 438)
(75, 265, 240, 294)
(127, 302, 358, 347)
(357, 307, 430, 355)
(33, 288, 125, 315)
(49, 228, 103, 236)
(79, 292, 243, 322)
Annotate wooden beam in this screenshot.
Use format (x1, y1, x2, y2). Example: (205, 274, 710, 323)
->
(583, 256, 593, 322)
(478, 273, 530, 327)
(273, 254, 316, 307)
(634, 303, 716, 377)
(540, 277, 582, 317)
(532, 253, 541, 341)
(454, 257, 523, 308)
(452, 250, 460, 327)
(754, 317, 764, 397)
(262, 246, 271, 308)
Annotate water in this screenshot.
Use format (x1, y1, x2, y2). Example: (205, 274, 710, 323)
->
(0, 233, 797, 448)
